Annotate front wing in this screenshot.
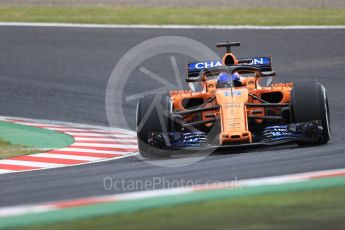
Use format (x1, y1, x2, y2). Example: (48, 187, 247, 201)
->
(147, 121, 325, 151)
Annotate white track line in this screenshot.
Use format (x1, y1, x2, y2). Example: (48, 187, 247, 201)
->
(45, 128, 122, 134)
(0, 160, 64, 168)
(71, 143, 137, 148)
(65, 132, 133, 138)
(43, 128, 98, 132)
(74, 137, 137, 143)
(0, 205, 55, 217)
(0, 22, 345, 30)
(33, 153, 103, 161)
(0, 169, 16, 174)
(73, 137, 136, 141)
(44, 127, 128, 134)
(5, 122, 61, 127)
(58, 148, 130, 155)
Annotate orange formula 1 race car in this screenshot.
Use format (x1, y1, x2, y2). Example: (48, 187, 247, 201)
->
(136, 42, 330, 158)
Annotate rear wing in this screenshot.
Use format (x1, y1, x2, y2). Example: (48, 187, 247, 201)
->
(187, 57, 272, 79)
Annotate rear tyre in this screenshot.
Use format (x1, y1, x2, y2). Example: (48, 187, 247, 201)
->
(136, 94, 172, 159)
(290, 80, 330, 145)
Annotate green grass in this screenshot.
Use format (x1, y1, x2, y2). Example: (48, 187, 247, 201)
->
(14, 186, 345, 230)
(0, 139, 38, 159)
(0, 121, 74, 150)
(0, 7, 344, 25)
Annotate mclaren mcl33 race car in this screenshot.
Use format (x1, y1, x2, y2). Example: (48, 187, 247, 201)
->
(136, 42, 331, 158)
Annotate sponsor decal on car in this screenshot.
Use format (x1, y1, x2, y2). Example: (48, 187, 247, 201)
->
(224, 90, 242, 96)
(189, 60, 222, 70)
(250, 57, 271, 65)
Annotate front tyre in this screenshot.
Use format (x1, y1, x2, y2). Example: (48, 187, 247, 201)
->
(291, 80, 331, 145)
(136, 94, 172, 159)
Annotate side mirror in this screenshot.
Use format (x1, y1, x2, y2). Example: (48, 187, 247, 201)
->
(261, 71, 276, 77)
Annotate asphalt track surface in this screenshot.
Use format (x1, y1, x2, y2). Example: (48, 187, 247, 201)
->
(0, 26, 344, 207)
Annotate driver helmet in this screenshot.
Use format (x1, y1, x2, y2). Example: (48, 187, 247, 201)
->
(216, 72, 240, 88)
